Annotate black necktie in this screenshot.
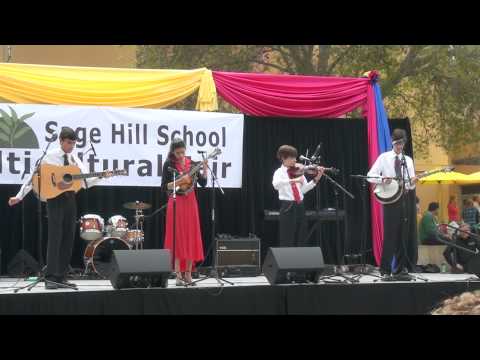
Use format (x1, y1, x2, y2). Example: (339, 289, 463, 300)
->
(394, 155, 402, 179)
(63, 154, 69, 166)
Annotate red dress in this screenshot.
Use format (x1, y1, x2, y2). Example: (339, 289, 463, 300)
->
(448, 202, 459, 222)
(164, 157, 204, 272)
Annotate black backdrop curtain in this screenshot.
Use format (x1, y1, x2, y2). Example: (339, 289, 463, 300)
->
(0, 116, 412, 273)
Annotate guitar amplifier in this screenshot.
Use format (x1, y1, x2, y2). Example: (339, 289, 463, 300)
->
(215, 235, 261, 277)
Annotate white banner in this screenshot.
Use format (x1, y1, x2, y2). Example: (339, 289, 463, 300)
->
(0, 104, 244, 187)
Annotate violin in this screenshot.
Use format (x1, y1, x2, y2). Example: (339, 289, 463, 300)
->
(289, 163, 339, 177)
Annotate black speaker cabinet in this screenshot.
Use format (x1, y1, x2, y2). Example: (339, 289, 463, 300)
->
(109, 249, 172, 289)
(7, 250, 40, 277)
(215, 236, 261, 276)
(467, 255, 480, 277)
(262, 247, 326, 284)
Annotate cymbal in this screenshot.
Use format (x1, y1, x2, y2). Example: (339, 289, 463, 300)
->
(123, 201, 152, 210)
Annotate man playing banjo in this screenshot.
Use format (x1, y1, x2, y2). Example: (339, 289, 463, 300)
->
(367, 128, 418, 277)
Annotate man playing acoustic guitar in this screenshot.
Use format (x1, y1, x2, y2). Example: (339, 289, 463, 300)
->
(8, 127, 113, 289)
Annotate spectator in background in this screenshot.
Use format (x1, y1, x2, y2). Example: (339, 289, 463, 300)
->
(462, 199, 479, 227)
(443, 223, 479, 274)
(448, 195, 460, 222)
(432, 291, 480, 315)
(419, 202, 442, 245)
(473, 195, 480, 214)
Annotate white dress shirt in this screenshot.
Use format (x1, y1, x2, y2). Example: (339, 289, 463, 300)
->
(272, 165, 316, 201)
(367, 150, 416, 190)
(15, 147, 102, 200)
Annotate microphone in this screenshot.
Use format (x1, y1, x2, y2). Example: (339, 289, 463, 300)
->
(197, 150, 207, 154)
(311, 143, 322, 162)
(167, 166, 178, 174)
(299, 155, 312, 162)
(90, 141, 97, 157)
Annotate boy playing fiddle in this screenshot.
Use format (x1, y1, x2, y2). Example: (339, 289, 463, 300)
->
(272, 145, 324, 247)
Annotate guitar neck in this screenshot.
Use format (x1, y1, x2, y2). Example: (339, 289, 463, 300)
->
(72, 172, 107, 180)
(71, 170, 121, 180)
(418, 169, 447, 180)
(186, 152, 218, 176)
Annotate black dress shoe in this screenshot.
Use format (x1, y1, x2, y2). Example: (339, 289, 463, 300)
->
(59, 279, 77, 288)
(380, 269, 391, 277)
(393, 268, 409, 276)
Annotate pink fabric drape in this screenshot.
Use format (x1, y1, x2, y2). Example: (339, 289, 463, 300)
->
(213, 71, 369, 118)
(213, 70, 384, 265)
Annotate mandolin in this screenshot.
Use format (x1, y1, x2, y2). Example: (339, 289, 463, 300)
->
(167, 148, 222, 195)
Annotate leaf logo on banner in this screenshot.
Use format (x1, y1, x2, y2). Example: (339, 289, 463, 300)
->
(0, 106, 39, 148)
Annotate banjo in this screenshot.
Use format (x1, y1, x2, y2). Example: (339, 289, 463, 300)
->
(373, 166, 454, 205)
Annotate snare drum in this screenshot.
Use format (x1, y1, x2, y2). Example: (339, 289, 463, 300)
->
(79, 214, 104, 241)
(125, 229, 144, 245)
(84, 237, 130, 278)
(106, 215, 128, 238)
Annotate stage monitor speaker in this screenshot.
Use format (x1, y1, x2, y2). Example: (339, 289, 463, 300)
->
(262, 247, 326, 285)
(109, 249, 172, 289)
(7, 250, 40, 277)
(466, 255, 480, 278)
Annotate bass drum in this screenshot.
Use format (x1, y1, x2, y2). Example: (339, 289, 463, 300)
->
(84, 237, 130, 278)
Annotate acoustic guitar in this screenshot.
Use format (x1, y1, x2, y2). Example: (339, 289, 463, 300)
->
(32, 164, 127, 201)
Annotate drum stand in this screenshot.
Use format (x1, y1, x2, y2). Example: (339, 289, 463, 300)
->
(132, 209, 145, 250)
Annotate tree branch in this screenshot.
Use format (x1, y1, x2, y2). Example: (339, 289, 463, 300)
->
(327, 45, 355, 73)
(249, 59, 290, 73)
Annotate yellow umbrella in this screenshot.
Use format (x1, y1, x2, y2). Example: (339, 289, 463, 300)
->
(419, 171, 475, 185)
(466, 171, 480, 183)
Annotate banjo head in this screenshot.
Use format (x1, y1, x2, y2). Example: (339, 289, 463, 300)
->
(374, 181, 400, 198)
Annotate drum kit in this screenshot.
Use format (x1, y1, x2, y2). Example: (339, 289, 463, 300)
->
(79, 201, 152, 278)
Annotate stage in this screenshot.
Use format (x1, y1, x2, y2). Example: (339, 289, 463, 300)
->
(1, 273, 479, 315)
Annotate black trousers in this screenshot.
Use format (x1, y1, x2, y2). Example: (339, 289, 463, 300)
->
(278, 201, 309, 247)
(381, 190, 418, 273)
(45, 191, 77, 281)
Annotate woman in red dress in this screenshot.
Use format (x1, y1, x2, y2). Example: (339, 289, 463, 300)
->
(161, 139, 207, 286)
(448, 195, 459, 222)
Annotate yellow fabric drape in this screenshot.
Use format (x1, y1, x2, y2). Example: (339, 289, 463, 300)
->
(0, 63, 218, 111)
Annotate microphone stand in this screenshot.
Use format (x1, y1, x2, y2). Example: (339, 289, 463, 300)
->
(169, 167, 178, 278)
(15, 140, 78, 292)
(191, 152, 233, 286)
(347, 175, 384, 280)
(386, 153, 427, 282)
(301, 153, 357, 284)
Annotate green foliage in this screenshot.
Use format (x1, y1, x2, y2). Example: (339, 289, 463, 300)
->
(136, 45, 480, 157)
(0, 107, 35, 148)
